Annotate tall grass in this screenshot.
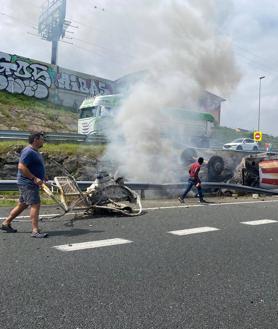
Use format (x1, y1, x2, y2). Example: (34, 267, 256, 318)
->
(0, 90, 78, 132)
(0, 90, 73, 113)
(0, 190, 57, 207)
(43, 143, 106, 157)
(0, 141, 106, 157)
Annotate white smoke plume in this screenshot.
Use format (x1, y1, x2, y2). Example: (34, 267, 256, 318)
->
(4, 0, 240, 182)
(101, 0, 241, 183)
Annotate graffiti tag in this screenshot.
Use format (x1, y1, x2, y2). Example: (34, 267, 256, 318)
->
(0, 52, 52, 99)
(55, 72, 112, 95)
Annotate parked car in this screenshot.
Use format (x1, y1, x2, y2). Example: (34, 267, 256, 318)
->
(223, 138, 259, 151)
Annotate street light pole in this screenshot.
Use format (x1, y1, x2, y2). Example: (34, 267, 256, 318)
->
(258, 76, 265, 131)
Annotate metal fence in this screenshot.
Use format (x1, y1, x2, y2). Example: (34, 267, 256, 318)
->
(0, 130, 107, 144)
(1, 130, 277, 153)
(0, 180, 277, 198)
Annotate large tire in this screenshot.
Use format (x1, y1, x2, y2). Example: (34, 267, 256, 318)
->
(253, 146, 258, 151)
(236, 145, 243, 150)
(208, 156, 224, 180)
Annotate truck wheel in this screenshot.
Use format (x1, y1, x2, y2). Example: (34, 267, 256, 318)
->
(208, 156, 224, 178)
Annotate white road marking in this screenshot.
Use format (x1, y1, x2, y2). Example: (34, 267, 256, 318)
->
(168, 226, 219, 236)
(53, 238, 133, 252)
(0, 212, 77, 222)
(1, 199, 278, 223)
(144, 199, 278, 211)
(241, 219, 278, 225)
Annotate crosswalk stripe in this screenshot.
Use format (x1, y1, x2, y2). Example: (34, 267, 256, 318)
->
(241, 219, 278, 225)
(53, 238, 133, 251)
(168, 226, 220, 236)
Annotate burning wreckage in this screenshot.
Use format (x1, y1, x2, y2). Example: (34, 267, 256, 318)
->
(41, 149, 278, 221)
(42, 169, 142, 219)
(181, 148, 278, 194)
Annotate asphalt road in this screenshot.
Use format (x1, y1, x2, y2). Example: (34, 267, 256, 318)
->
(1, 196, 278, 329)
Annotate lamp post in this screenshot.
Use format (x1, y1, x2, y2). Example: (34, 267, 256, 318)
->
(258, 76, 265, 131)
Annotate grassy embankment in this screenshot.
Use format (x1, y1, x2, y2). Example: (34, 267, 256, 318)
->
(211, 126, 278, 149)
(0, 91, 106, 206)
(0, 141, 105, 156)
(0, 90, 77, 132)
(0, 141, 106, 207)
(1, 90, 278, 207)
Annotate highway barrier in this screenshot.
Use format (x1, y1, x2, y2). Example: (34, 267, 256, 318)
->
(0, 180, 277, 198)
(0, 130, 107, 144)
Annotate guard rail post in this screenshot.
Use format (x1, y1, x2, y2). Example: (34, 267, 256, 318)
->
(140, 190, 145, 199)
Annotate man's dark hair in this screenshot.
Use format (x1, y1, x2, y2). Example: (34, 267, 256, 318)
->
(28, 131, 44, 144)
(198, 157, 204, 164)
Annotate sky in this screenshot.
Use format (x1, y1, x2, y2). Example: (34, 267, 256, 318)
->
(1, 0, 278, 136)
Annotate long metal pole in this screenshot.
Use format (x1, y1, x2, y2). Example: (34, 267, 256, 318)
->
(51, 40, 58, 65)
(258, 79, 262, 131)
(258, 76, 265, 131)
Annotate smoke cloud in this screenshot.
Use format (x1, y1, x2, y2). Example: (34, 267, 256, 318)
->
(102, 0, 241, 183)
(3, 0, 241, 182)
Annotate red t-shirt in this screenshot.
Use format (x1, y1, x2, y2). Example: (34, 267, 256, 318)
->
(188, 162, 201, 182)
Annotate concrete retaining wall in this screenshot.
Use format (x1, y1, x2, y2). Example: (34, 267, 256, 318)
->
(0, 51, 115, 110)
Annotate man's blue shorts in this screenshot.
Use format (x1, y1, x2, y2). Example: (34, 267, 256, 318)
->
(18, 185, 40, 205)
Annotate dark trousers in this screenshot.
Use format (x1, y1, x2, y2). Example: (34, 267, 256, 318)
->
(181, 178, 203, 201)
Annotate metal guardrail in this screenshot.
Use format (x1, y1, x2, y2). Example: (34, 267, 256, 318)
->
(1, 130, 277, 152)
(0, 130, 107, 144)
(0, 180, 278, 197)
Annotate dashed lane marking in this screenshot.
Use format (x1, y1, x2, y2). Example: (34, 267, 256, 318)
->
(241, 219, 278, 225)
(168, 226, 220, 236)
(53, 238, 133, 252)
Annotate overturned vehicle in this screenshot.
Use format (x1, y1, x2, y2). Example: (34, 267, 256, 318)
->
(181, 148, 278, 192)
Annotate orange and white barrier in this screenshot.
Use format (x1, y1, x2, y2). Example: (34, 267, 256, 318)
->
(259, 160, 278, 189)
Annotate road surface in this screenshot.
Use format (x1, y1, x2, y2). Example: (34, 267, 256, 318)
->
(1, 196, 278, 328)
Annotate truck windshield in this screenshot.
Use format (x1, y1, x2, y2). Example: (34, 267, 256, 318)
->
(79, 106, 98, 119)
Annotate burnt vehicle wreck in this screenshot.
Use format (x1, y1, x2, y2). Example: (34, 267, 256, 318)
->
(42, 170, 142, 220)
(181, 147, 278, 194)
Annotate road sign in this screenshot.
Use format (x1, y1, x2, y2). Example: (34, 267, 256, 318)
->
(253, 131, 262, 141)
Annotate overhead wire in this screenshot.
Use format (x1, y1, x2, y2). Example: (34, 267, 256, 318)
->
(61, 42, 131, 69)
(2, 6, 278, 78)
(216, 25, 278, 76)
(0, 9, 134, 64)
(0, 11, 37, 30)
(69, 36, 135, 60)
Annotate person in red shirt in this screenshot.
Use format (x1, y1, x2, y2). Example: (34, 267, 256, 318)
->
(178, 157, 207, 203)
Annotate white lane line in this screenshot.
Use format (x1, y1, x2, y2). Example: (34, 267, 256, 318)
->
(1, 199, 278, 223)
(241, 219, 278, 225)
(144, 199, 278, 211)
(168, 226, 220, 236)
(53, 238, 133, 252)
(0, 212, 77, 222)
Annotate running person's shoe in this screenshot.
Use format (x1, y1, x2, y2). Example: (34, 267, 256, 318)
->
(31, 232, 48, 238)
(178, 197, 185, 203)
(0, 224, 17, 233)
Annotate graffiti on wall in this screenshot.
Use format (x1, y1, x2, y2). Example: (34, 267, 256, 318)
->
(55, 72, 112, 96)
(0, 51, 115, 107)
(0, 52, 52, 99)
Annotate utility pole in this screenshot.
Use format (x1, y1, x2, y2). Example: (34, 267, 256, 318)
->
(258, 76, 265, 131)
(38, 0, 70, 65)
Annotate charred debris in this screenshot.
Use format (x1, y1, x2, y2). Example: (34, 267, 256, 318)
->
(180, 148, 278, 196)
